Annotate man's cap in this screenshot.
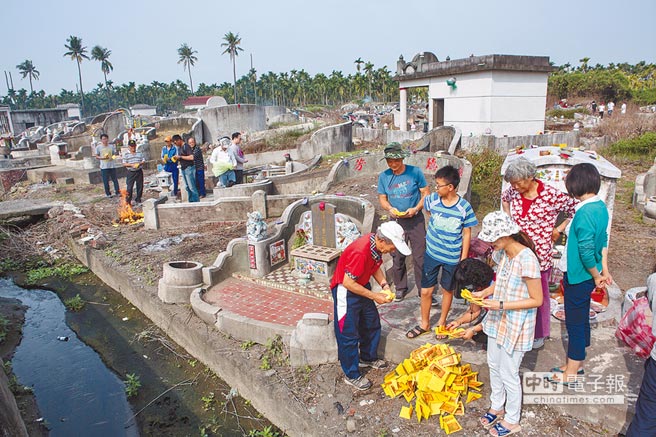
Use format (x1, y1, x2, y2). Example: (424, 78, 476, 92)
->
(477, 211, 521, 243)
(379, 221, 411, 256)
(164, 136, 172, 142)
(382, 142, 409, 160)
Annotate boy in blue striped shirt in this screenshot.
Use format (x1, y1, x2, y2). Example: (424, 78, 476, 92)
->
(406, 165, 478, 339)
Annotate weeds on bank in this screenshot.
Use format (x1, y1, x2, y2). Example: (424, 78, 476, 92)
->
(601, 131, 656, 162)
(248, 426, 281, 437)
(25, 263, 89, 284)
(241, 340, 255, 351)
(124, 373, 141, 398)
(0, 315, 8, 343)
(260, 335, 287, 370)
(64, 294, 85, 312)
(201, 392, 216, 411)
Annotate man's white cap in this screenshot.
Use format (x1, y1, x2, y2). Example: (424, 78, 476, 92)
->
(379, 222, 411, 256)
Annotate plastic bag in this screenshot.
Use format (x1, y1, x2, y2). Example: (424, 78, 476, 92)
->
(615, 296, 656, 358)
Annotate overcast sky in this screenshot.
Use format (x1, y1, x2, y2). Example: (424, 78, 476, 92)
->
(4, 0, 655, 94)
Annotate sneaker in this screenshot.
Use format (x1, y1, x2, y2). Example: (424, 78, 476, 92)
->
(359, 359, 388, 369)
(344, 375, 372, 391)
(393, 291, 407, 302)
(533, 337, 545, 349)
(105, 194, 113, 199)
(431, 296, 439, 307)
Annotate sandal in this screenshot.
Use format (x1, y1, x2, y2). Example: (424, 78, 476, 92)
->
(480, 410, 504, 429)
(550, 366, 584, 375)
(489, 422, 521, 436)
(406, 325, 429, 339)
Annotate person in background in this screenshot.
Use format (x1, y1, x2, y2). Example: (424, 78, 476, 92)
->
(122, 139, 145, 205)
(607, 101, 615, 117)
(502, 158, 577, 349)
(161, 136, 179, 197)
(467, 211, 543, 436)
(189, 137, 206, 198)
(377, 142, 430, 302)
(227, 132, 248, 184)
(625, 266, 656, 436)
(95, 133, 120, 198)
(210, 137, 236, 188)
(548, 163, 612, 386)
(591, 100, 597, 115)
(621, 102, 627, 115)
(598, 102, 606, 119)
(330, 222, 410, 390)
(175, 134, 199, 203)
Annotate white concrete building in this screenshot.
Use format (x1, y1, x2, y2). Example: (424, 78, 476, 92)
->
(56, 103, 81, 120)
(395, 53, 554, 137)
(130, 104, 157, 117)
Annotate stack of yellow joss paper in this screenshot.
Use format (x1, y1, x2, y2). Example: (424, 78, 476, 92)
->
(381, 343, 483, 434)
(461, 289, 485, 306)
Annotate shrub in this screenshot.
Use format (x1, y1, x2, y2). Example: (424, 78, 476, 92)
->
(546, 108, 590, 119)
(64, 294, 85, 312)
(604, 132, 656, 160)
(465, 149, 504, 219)
(124, 373, 141, 398)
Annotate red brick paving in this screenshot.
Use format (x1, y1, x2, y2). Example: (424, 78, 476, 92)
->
(204, 277, 334, 327)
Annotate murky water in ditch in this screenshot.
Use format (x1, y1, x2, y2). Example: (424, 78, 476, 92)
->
(2, 274, 278, 436)
(0, 278, 138, 436)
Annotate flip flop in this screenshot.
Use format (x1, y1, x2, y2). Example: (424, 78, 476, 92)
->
(406, 325, 429, 339)
(480, 411, 504, 429)
(545, 374, 578, 388)
(489, 422, 521, 436)
(550, 367, 584, 375)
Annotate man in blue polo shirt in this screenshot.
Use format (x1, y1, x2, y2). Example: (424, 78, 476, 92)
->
(377, 142, 430, 302)
(331, 221, 411, 390)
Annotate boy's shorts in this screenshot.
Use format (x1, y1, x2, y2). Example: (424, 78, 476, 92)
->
(421, 255, 457, 290)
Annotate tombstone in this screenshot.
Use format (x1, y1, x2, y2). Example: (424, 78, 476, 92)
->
(311, 202, 336, 247)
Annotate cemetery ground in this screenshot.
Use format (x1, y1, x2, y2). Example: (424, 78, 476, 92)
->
(0, 152, 655, 436)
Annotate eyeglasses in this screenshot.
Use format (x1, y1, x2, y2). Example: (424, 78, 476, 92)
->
(435, 183, 452, 189)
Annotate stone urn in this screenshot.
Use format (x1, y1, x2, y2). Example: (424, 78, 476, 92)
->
(158, 261, 203, 304)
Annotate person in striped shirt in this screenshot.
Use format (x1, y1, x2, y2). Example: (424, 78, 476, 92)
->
(406, 165, 478, 339)
(122, 140, 145, 205)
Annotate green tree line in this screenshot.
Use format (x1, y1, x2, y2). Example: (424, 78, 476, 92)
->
(548, 58, 656, 104)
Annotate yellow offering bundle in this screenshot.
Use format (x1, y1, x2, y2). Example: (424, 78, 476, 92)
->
(391, 208, 408, 217)
(460, 289, 485, 306)
(381, 343, 483, 434)
(434, 326, 466, 339)
(381, 289, 396, 301)
(171, 156, 179, 163)
(163, 154, 169, 163)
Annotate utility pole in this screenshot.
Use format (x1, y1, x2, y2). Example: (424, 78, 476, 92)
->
(4, 71, 9, 92)
(250, 53, 256, 105)
(8, 72, 14, 90)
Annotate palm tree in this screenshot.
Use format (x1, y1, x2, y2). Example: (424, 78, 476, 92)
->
(63, 35, 89, 114)
(579, 57, 590, 73)
(363, 61, 374, 99)
(16, 60, 40, 93)
(91, 45, 113, 110)
(354, 57, 364, 73)
(221, 32, 243, 104)
(177, 43, 198, 94)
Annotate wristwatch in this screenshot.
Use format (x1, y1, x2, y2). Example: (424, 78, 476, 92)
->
(500, 301, 504, 310)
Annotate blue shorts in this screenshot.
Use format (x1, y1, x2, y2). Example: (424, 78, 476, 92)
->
(421, 255, 456, 290)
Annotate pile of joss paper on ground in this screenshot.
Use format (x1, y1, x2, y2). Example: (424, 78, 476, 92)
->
(381, 343, 483, 435)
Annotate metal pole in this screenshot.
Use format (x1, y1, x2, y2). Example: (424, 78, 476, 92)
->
(4, 71, 9, 92)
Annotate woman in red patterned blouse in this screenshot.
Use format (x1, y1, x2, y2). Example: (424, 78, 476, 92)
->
(502, 158, 578, 349)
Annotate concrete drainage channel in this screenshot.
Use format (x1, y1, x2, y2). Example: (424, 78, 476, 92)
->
(70, 243, 318, 436)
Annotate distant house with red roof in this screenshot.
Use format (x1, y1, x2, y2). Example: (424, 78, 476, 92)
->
(182, 96, 228, 111)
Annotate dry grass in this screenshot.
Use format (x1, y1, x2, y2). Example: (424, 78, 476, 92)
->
(586, 111, 656, 142)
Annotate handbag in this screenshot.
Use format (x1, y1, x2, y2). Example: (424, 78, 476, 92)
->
(615, 296, 656, 358)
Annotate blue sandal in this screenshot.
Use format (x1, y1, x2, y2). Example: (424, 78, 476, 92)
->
(489, 422, 522, 436)
(480, 411, 503, 429)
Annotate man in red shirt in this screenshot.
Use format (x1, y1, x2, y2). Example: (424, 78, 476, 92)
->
(331, 221, 411, 390)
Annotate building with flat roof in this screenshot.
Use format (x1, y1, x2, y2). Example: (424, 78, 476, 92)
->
(395, 53, 554, 137)
(182, 96, 228, 111)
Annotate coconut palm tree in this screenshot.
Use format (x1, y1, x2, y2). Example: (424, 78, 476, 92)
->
(63, 35, 89, 114)
(579, 57, 590, 73)
(16, 60, 40, 93)
(91, 45, 113, 110)
(354, 57, 364, 73)
(177, 43, 198, 94)
(363, 61, 374, 99)
(221, 32, 243, 104)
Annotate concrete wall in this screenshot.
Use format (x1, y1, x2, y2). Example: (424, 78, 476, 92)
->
(298, 121, 352, 160)
(200, 104, 267, 144)
(352, 127, 424, 144)
(263, 106, 287, 121)
(461, 131, 579, 154)
(148, 116, 201, 142)
(246, 148, 299, 166)
(423, 70, 549, 137)
(11, 109, 68, 134)
(321, 151, 473, 200)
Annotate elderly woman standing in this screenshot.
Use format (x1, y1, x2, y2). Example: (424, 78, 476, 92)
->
(502, 158, 578, 348)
